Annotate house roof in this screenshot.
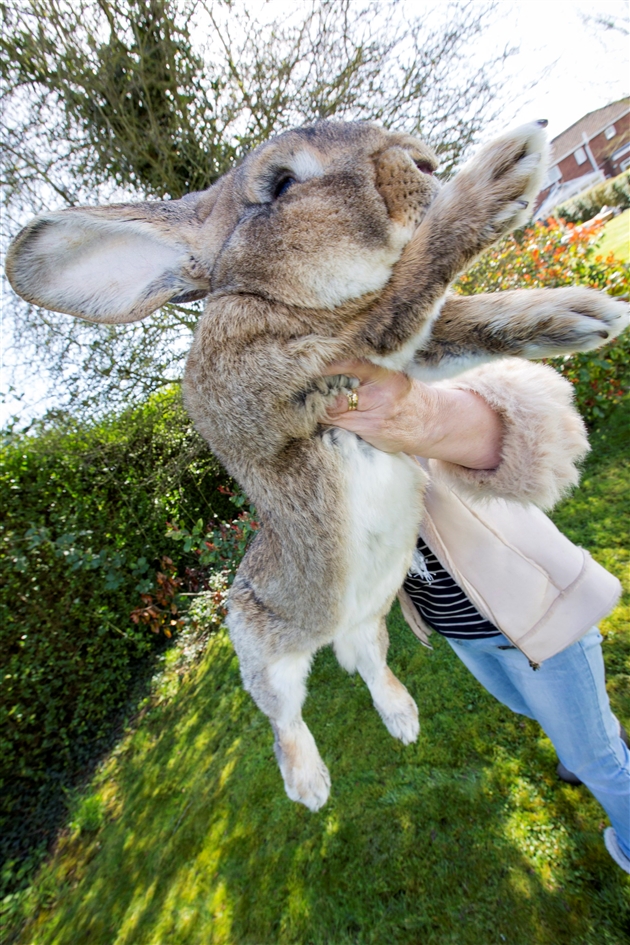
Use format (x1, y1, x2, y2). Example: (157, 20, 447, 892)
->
(550, 97, 630, 165)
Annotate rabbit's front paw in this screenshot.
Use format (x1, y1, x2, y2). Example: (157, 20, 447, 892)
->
(521, 291, 629, 358)
(476, 121, 548, 240)
(439, 121, 548, 259)
(274, 721, 331, 811)
(302, 373, 359, 421)
(314, 373, 359, 398)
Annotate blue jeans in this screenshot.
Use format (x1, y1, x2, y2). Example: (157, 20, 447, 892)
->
(446, 627, 630, 857)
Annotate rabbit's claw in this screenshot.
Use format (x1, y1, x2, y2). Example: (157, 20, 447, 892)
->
(312, 373, 359, 396)
(302, 373, 359, 421)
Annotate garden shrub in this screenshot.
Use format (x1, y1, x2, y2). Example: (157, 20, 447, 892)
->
(556, 170, 630, 223)
(455, 216, 630, 427)
(0, 388, 233, 891)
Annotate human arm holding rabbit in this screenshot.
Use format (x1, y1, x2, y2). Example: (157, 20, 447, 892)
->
(323, 359, 504, 469)
(323, 357, 590, 509)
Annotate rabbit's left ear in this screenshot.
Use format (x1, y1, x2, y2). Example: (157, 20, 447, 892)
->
(5, 191, 216, 324)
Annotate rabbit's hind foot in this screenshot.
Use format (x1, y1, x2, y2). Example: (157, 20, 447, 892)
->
(372, 668, 420, 745)
(230, 623, 331, 811)
(273, 720, 331, 811)
(335, 622, 420, 746)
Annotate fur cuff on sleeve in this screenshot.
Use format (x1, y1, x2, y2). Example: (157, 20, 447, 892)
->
(429, 358, 590, 509)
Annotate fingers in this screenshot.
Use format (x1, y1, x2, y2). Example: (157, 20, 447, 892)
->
(321, 359, 386, 383)
(320, 360, 418, 456)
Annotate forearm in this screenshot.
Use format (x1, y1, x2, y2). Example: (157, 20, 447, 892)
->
(429, 358, 590, 508)
(401, 383, 503, 469)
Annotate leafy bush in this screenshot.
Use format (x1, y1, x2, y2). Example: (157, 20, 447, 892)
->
(556, 170, 630, 224)
(0, 388, 234, 892)
(126, 488, 260, 640)
(455, 216, 630, 427)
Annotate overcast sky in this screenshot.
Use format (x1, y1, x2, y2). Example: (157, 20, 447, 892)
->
(1, 0, 628, 426)
(485, 0, 628, 138)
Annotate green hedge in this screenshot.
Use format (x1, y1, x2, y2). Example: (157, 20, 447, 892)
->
(557, 170, 630, 224)
(0, 389, 232, 887)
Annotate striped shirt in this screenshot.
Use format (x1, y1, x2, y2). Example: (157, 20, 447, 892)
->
(403, 537, 501, 640)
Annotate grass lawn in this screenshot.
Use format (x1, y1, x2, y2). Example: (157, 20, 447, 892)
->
(598, 209, 630, 263)
(5, 403, 629, 945)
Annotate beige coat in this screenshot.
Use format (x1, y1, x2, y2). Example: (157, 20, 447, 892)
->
(397, 358, 622, 665)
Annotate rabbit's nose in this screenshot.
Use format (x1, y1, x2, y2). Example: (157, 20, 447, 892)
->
(373, 149, 437, 230)
(414, 161, 434, 175)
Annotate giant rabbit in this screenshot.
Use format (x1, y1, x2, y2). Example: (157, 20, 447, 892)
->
(7, 120, 627, 811)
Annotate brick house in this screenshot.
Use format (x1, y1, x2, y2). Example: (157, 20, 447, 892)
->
(534, 97, 630, 218)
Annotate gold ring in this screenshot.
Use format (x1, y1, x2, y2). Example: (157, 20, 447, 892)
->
(346, 389, 359, 411)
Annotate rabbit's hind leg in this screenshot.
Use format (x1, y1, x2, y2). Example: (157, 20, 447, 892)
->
(228, 606, 330, 811)
(334, 617, 419, 745)
(267, 652, 331, 811)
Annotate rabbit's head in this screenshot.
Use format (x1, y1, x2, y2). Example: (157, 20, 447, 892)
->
(6, 122, 439, 322)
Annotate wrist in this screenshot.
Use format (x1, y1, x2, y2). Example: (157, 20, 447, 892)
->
(405, 383, 504, 470)
(401, 381, 444, 455)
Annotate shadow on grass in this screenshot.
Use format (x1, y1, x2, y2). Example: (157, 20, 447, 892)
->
(0, 640, 172, 910)
(18, 615, 630, 945)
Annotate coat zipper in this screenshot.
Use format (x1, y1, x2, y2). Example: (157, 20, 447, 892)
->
(504, 634, 542, 669)
(420, 504, 544, 669)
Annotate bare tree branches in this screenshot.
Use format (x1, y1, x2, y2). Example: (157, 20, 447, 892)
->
(581, 7, 629, 37)
(1, 0, 235, 206)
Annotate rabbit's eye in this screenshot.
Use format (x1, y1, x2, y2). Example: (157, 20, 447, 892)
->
(273, 176, 297, 199)
(414, 161, 434, 175)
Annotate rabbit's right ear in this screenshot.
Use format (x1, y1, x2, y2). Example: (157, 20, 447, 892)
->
(5, 190, 219, 324)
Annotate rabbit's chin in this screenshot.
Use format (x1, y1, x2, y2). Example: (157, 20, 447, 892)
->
(296, 228, 415, 309)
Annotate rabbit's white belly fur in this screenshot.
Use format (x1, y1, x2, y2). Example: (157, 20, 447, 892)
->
(333, 430, 427, 630)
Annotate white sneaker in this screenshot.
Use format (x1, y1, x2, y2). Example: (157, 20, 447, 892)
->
(604, 827, 630, 874)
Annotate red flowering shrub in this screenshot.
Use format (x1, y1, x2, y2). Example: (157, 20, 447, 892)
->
(127, 485, 260, 637)
(129, 556, 185, 638)
(454, 218, 629, 426)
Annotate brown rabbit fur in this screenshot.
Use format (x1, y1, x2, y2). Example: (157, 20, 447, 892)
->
(7, 120, 627, 811)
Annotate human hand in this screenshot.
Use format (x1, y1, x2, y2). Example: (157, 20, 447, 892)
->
(322, 359, 432, 454)
(321, 359, 503, 469)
